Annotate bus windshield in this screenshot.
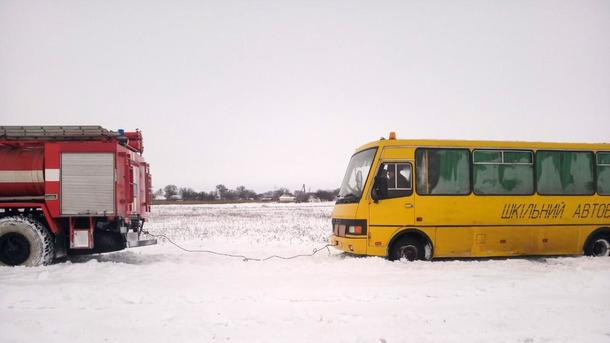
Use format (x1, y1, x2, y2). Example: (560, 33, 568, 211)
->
(337, 148, 377, 203)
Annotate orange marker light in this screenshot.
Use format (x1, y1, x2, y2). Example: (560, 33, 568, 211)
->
(389, 131, 397, 140)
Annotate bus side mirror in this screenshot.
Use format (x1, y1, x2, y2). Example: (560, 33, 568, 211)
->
(371, 188, 379, 203)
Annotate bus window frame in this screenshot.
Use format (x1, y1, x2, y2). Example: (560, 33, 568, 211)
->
(535, 149, 596, 196)
(414, 147, 472, 196)
(337, 147, 379, 204)
(596, 151, 610, 196)
(472, 149, 535, 196)
(372, 160, 414, 200)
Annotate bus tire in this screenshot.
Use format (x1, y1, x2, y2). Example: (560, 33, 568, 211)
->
(389, 236, 427, 261)
(584, 232, 610, 257)
(0, 216, 54, 266)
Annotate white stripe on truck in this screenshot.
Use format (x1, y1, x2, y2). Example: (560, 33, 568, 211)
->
(0, 170, 44, 183)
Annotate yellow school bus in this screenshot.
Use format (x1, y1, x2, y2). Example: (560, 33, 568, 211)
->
(331, 133, 610, 260)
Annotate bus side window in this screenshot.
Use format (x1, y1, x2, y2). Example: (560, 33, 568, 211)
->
(536, 151, 594, 195)
(473, 150, 534, 195)
(597, 152, 610, 195)
(375, 162, 412, 199)
(416, 148, 470, 195)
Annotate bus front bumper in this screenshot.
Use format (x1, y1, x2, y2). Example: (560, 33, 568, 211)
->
(330, 235, 367, 255)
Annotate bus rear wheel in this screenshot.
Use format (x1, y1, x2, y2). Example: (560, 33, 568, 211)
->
(585, 234, 610, 257)
(389, 237, 429, 261)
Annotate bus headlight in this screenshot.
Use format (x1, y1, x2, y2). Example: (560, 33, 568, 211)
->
(348, 225, 362, 235)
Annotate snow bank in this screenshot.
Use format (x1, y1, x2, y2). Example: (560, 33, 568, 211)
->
(1, 203, 609, 342)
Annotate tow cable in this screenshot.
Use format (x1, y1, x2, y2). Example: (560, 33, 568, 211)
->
(141, 231, 337, 262)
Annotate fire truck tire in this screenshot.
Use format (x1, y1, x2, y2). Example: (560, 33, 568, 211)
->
(0, 216, 54, 266)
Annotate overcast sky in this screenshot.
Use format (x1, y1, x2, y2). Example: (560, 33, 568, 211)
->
(1, 0, 609, 192)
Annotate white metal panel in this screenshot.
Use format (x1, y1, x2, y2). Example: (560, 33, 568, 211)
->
(72, 229, 91, 248)
(61, 153, 115, 215)
(45, 168, 60, 182)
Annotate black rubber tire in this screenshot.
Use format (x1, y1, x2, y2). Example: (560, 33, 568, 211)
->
(389, 237, 426, 261)
(584, 233, 610, 257)
(0, 216, 54, 266)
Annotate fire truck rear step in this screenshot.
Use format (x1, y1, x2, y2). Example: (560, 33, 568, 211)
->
(127, 238, 158, 248)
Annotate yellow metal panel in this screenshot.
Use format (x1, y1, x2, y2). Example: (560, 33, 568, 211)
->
(330, 235, 367, 255)
(380, 146, 414, 160)
(332, 203, 359, 219)
(355, 138, 610, 155)
(435, 227, 473, 257)
(539, 226, 580, 254)
(414, 194, 610, 227)
(368, 226, 398, 254)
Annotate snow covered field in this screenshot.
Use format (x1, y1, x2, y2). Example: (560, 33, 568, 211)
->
(1, 203, 610, 343)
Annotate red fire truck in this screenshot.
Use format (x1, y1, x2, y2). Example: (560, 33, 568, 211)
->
(0, 126, 156, 266)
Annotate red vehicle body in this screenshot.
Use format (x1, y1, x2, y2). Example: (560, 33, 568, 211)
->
(0, 126, 156, 266)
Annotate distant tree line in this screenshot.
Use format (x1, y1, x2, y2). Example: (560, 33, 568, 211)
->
(155, 184, 339, 202)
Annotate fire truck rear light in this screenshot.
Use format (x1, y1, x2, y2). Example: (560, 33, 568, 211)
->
(72, 229, 90, 248)
(348, 226, 355, 234)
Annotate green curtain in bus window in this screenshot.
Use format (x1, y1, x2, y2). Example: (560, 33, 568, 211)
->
(536, 151, 594, 195)
(473, 151, 501, 163)
(504, 151, 532, 163)
(597, 153, 610, 195)
(416, 149, 470, 195)
(474, 164, 534, 195)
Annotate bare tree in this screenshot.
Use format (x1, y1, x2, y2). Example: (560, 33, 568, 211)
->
(164, 184, 178, 198)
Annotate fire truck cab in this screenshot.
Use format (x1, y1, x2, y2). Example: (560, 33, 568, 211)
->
(0, 126, 156, 266)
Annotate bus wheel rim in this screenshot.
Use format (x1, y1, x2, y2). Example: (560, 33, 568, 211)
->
(399, 245, 417, 261)
(0, 233, 31, 266)
(592, 239, 610, 257)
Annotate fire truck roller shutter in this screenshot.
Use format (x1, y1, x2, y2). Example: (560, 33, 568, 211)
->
(0, 147, 44, 196)
(61, 153, 115, 215)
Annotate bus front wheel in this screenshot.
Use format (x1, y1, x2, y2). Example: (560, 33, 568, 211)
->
(389, 237, 430, 261)
(585, 233, 610, 257)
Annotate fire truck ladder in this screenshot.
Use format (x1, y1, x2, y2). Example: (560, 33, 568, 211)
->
(0, 126, 119, 141)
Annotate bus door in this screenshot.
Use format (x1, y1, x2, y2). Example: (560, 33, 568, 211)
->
(368, 160, 415, 251)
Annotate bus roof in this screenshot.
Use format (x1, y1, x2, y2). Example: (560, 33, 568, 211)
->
(355, 138, 610, 153)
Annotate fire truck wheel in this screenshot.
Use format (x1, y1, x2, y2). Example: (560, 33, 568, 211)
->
(0, 216, 54, 267)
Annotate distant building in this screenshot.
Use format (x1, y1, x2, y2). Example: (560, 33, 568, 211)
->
(278, 194, 296, 203)
(258, 191, 274, 202)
